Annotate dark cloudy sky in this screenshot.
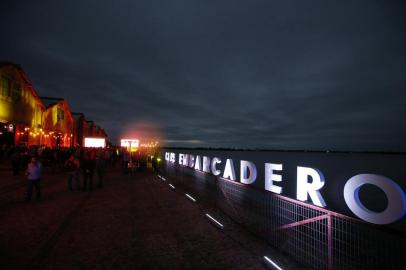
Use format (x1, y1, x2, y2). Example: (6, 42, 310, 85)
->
(1, 0, 405, 151)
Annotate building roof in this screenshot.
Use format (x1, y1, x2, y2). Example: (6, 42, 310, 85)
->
(38, 96, 74, 123)
(71, 112, 85, 121)
(0, 61, 45, 110)
(0, 61, 21, 69)
(38, 96, 64, 108)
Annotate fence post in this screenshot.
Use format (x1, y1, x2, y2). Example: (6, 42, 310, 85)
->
(327, 213, 333, 270)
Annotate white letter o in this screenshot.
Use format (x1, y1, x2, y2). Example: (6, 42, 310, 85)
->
(344, 174, 406, 225)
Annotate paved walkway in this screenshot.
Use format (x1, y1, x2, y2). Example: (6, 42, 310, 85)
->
(0, 167, 302, 269)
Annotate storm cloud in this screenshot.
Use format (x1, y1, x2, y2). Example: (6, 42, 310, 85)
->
(1, 0, 405, 150)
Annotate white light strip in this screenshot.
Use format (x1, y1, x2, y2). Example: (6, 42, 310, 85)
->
(185, 193, 197, 202)
(263, 256, 283, 270)
(205, 213, 224, 229)
(157, 175, 166, 181)
(169, 184, 175, 189)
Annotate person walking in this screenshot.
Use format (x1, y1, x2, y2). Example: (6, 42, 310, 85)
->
(25, 155, 42, 201)
(65, 154, 80, 191)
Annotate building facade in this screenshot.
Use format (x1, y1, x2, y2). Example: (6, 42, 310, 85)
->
(72, 112, 87, 147)
(1, 61, 108, 148)
(0, 62, 45, 146)
(40, 97, 74, 148)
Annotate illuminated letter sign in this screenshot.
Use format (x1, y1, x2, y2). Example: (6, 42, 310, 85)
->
(297, 166, 326, 207)
(240, 160, 257, 184)
(211, 157, 222, 176)
(183, 154, 189, 166)
(188, 155, 195, 168)
(194, 155, 202, 170)
(178, 153, 189, 166)
(265, 163, 283, 194)
(202, 156, 211, 173)
(179, 154, 185, 165)
(162, 151, 406, 225)
(344, 174, 406, 224)
(170, 153, 176, 163)
(223, 159, 236, 181)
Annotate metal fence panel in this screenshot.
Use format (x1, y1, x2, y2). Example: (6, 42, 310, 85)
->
(161, 164, 405, 269)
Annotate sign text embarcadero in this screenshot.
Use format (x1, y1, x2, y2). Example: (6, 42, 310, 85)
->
(165, 152, 406, 225)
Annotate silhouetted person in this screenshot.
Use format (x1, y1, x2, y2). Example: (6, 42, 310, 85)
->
(11, 149, 21, 176)
(96, 150, 105, 188)
(122, 151, 130, 174)
(81, 151, 95, 191)
(152, 157, 158, 172)
(0, 145, 4, 164)
(65, 154, 80, 191)
(22, 150, 31, 170)
(103, 149, 111, 168)
(25, 156, 42, 201)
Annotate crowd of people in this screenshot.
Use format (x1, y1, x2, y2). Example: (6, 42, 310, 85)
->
(0, 145, 158, 202)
